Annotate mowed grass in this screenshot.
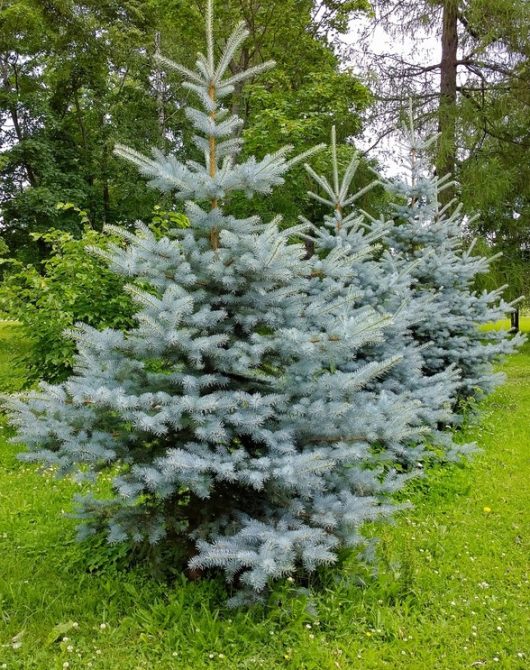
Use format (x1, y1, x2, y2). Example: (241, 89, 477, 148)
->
(0, 321, 529, 669)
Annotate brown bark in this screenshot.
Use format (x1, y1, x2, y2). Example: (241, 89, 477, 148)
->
(335, 202, 342, 232)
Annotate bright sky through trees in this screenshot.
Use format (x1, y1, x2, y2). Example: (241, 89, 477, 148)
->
(345, 14, 441, 174)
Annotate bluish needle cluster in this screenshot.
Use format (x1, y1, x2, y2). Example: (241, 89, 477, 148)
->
(385, 109, 525, 402)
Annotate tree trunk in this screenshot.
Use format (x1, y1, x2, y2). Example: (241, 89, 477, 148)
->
(154, 32, 166, 143)
(230, 46, 251, 121)
(1, 58, 38, 187)
(510, 307, 520, 333)
(437, 0, 458, 206)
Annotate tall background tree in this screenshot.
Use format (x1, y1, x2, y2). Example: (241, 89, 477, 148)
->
(349, 0, 530, 311)
(0, 1, 163, 260)
(0, 0, 374, 262)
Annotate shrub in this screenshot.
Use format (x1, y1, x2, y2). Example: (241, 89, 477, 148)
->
(0, 227, 136, 384)
(0, 201, 189, 386)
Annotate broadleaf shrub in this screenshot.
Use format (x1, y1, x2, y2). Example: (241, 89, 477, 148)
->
(0, 201, 189, 386)
(0, 227, 136, 384)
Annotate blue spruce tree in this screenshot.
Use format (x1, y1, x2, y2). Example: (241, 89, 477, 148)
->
(385, 110, 525, 404)
(6, 2, 423, 602)
(302, 127, 465, 463)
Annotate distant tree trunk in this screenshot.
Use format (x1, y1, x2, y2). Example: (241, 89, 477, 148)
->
(102, 180, 110, 228)
(1, 59, 38, 187)
(436, 0, 458, 206)
(154, 32, 165, 142)
(230, 46, 251, 121)
(510, 307, 520, 333)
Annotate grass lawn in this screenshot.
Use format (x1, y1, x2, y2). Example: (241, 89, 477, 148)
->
(0, 320, 528, 669)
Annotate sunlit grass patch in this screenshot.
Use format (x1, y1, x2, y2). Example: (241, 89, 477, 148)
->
(482, 313, 530, 332)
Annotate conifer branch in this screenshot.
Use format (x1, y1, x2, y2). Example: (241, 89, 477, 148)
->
(153, 54, 204, 86)
(306, 435, 369, 444)
(222, 61, 276, 88)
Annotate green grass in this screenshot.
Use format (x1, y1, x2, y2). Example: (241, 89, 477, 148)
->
(0, 321, 529, 669)
(484, 315, 530, 332)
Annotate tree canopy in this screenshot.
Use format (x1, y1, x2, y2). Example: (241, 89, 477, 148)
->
(0, 0, 373, 260)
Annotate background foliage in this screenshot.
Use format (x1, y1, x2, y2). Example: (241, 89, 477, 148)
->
(0, 0, 374, 262)
(3, 1, 527, 313)
(0, 225, 136, 384)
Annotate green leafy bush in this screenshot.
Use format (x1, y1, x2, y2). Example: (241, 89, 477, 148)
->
(0, 226, 135, 385)
(0, 200, 189, 385)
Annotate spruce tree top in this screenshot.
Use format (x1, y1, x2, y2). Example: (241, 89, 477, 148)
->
(114, 1, 320, 249)
(386, 106, 525, 399)
(301, 126, 466, 463)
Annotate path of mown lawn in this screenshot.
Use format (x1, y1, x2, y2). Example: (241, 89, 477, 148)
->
(0, 320, 528, 670)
